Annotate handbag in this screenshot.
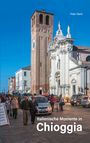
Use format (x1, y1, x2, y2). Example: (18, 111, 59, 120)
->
(59, 102, 65, 106)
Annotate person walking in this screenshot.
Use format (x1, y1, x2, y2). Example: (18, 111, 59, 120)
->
(29, 96, 37, 124)
(21, 96, 29, 125)
(59, 96, 65, 111)
(50, 94, 55, 112)
(5, 97, 11, 115)
(11, 96, 19, 119)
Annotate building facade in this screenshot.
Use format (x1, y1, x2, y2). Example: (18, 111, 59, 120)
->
(8, 76, 16, 94)
(31, 10, 54, 94)
(49, 22, 90, 97)
(15, 66, 31, 94)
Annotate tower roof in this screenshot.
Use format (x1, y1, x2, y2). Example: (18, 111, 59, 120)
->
(31, 10, 54, 18)
(73, 46, 90, 53)
(22, 66, 31, 70)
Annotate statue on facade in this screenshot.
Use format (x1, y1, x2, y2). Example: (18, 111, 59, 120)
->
(66, 25, 71, 38)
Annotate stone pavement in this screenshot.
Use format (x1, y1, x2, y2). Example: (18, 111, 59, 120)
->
(0, 105, 90, 143)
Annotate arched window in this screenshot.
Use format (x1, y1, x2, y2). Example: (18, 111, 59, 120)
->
(46, 15, 49, 25)
(39, 14, 43, 24)
(57, 59, 60, 69)
(58, 59, 60, 69)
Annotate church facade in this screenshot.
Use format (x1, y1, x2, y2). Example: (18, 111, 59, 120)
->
(49, 22, 90, 97)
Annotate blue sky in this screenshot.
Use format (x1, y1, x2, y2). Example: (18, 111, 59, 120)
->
(0, 0, 90, 92)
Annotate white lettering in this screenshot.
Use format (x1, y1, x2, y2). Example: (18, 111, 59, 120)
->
(37, 123, 43, 131)
(36, 122, 83, 134)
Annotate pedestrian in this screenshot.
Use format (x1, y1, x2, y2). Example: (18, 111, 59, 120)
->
(11, 96, 19, 119)
(29, 96, 37, 124)
(5, 97, 11, 115)
(10, 97, 13, 117)
(55, 96, 59, 112)
(21, 96, 29, 125)
(50, 94, 55, 112)
(59, 96, 65, 111)
(1, 95, 6, 103)
(18, 96, 21, 108)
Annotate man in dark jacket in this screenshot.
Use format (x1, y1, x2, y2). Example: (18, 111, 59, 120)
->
(29, 97, 37, 124)
(21, 96, 29, 125)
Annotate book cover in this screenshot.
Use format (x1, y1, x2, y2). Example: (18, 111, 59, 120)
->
(0, 0, 90, 143)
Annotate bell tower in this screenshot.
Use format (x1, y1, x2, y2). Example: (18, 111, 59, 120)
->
(31, 10, 54, 94)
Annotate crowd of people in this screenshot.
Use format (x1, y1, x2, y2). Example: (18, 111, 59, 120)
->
(0, 95, 37, 125)
(0, 95, 19, 119)
(0, 94, 65, 126)
(49, 94, 65, 112)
